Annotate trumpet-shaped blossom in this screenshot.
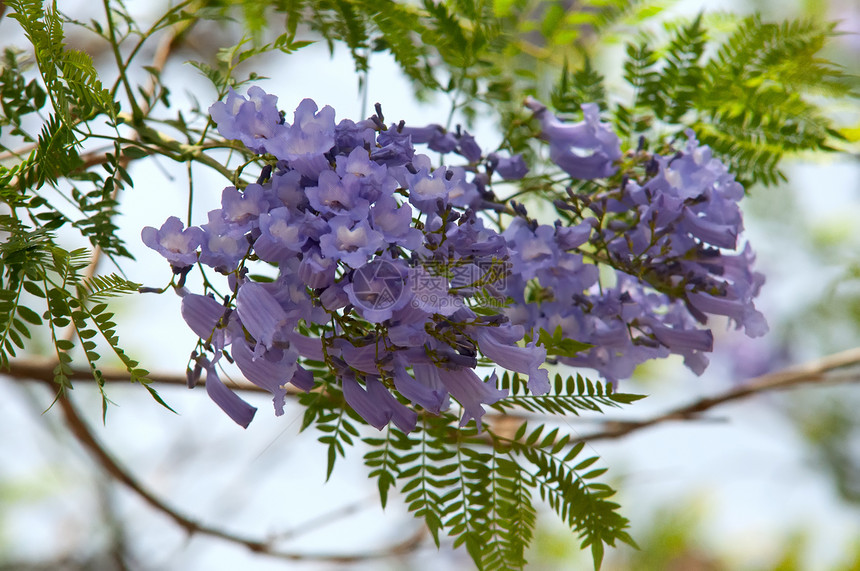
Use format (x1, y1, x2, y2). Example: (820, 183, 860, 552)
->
(472, 325, 551, 394)
(209, 86, 284, 154)
(341, 373, 417, 433)
(271, 98, 337, 176)
(141, 216, 202, 269)
(231, 340, 298, 416)
(200, 354, 257, 429)
(488, 152, 529, 180)
(436, 368, 506, 431)
(525, 97, 621, 179)
(319, 217, 385, 268)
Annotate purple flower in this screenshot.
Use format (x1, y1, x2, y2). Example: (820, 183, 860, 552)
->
(456, 131, 482, 162)
(208, 86, 284, 154)
(254, 207, 307, 263)
(180, 293, 238, 351)
(535, 252, 599, 302)
(141, 216, 203, 269)
(320, 282, 350, 311)
(370, 194, 422, 249)
(319, 216, 385, 267)
(269, 98, 336, 177)
(525, 97, 621, 179)
(290, 365, 316, 392)
(298, 246, 337, 288)
(344, 258, 412, 323)
(400, 123, 458, 154)
(434, 367, 506, 431)
(236, 281, 290, 351)
(504, 219, 559, 280)
(220, 185, 268, 230)
(488, 152, 529, 180)
(199, 210, 249, 271)
(200, 355, 257, 428)
(387, 304, 432, 347)
(231, 340, 298, 415)
(286, 331, 325, 361)
(444, 211, 507, 258)
(406, 158, 452, 213)
(408, 265, 463, 317)
(646, 319, 713, 375)
(271, 169, 307, 210)
(680, 208, 739, 249)
(332, 338, 381, 374)
(472, 325, 551, 394)
(372, 128, 415, 166)
(555, 220, 593, 250)
(341, 372, 417, 432)
(393, 359, 449, 414)
(334, 118, 376, 154)
(335, 147, 393, 203)
(687, 290, 768, 337)
(444, 167, 481, 209)
(305, 169, 369, 220)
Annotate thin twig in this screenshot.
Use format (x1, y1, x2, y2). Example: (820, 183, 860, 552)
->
(51, 385, 426, 563)
(268, 495, 379, 543)
(78, 15, 184, 283)
(3, 357, 271, 392)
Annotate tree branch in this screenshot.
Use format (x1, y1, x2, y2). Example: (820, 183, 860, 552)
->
(50, 383, 426, 563)
(573, 346, 860, 443)
(6, 345, 860, 442)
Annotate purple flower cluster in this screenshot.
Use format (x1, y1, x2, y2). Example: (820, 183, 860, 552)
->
(144, 87, 540, 430)
(142, 88, 766, 428)
(502, 104, 767, 383)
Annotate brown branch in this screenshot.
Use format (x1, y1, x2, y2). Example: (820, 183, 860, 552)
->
(51, 384, 426, 563)
(572, 346, 860, 443)
(3, 357, 271, 393)
(6, 345, 860, 442)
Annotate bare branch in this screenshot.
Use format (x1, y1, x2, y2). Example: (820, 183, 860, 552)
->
(51, 384, 426, 563)
(3, 357, 271, 392)
(573, 346, 860, 443)
(6, 345, 860, 443)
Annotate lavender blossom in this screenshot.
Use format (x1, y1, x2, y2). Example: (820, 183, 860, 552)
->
(488, 152, 529, 180)
(208, 86, 284, 154)
(341, 373, 417, 433)
(204, 360, 257, 428)
(434, 367, 506, 431)
(236, 281, 290, 351)
(319, 216, 385, 268)
(198, 210, 249, 271)
(270, 98, 336, 176)
(231, 340, 299, 415)
(525, 97, 621, 179)
(141, 216, 203, 270)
